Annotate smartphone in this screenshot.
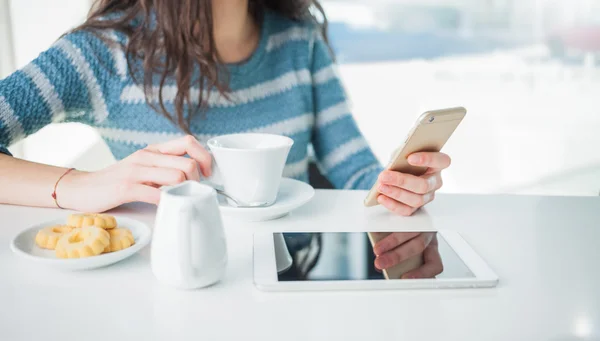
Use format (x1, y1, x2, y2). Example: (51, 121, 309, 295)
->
(367, 232, 424, 280)
(363, 107, 467, 207)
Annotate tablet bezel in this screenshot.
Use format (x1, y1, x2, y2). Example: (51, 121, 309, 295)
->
(253, 230, 498, 291)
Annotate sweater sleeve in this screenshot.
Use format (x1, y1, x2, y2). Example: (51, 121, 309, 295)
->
(0, 30, 120, 155)
(309, 29, 383, 190)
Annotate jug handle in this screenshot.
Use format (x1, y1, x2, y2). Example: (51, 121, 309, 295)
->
(179, 202, 195, 284)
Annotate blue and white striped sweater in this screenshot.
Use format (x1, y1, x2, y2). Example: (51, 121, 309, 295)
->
(0, 10, 382, 190)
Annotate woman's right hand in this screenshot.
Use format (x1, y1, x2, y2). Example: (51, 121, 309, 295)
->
(60, 135, 212, 213)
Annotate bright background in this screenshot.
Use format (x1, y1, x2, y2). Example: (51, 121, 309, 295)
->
(2, 0, 600, 196)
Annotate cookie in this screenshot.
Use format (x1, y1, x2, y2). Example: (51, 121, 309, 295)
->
(35, 225, 74, 250)
(67, 213, 117, 230)
(103, 228, 135, 253)
(55, 226, 110, 259)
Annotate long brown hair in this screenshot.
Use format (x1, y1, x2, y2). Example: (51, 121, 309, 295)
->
(75, 0, 329, 133)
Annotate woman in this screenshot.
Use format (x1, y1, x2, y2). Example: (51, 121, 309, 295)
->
(0, 0, 450, 271)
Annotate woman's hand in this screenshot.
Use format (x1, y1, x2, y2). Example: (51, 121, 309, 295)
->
(60, 135, 212, 212)
(377, 151, 451, 216)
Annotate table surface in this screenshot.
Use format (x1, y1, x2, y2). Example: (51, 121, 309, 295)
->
(1, 190, 599, 341)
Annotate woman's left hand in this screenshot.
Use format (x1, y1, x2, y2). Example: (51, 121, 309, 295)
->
(377, 151, 451, 216)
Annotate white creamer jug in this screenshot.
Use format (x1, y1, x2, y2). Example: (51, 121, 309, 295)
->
(151, 181, 227, 289)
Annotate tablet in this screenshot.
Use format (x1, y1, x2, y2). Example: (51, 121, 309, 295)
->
(253, 230, 498, 291)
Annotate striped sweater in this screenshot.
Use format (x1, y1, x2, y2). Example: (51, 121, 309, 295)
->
(0, 10, 382, 190)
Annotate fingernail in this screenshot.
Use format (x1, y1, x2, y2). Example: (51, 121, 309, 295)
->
(203, 163, 212, 177)
(422, 193, 432, 203)
(427, 176, 437, 189)
(375, 257, 388, 270)
(379, 185, 390, 194)
(408, 154, 421, 165)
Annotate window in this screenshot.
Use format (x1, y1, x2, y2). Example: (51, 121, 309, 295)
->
(0, 0, 16, 79)
(323, 0, 600, 196)
(4, 0, 112, 170)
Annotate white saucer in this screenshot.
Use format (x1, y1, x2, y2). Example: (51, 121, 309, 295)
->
(218, 178, 315, 221)
(10, 216, 152, 271)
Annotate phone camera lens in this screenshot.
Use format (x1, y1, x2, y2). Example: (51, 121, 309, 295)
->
(428, 116, 435, 123)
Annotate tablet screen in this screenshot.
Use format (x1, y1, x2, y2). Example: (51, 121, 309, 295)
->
(276, 232, 474, 281)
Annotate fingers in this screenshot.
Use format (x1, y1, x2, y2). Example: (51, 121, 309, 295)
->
(374, 233, 434, 270)
(373, 232, 421, 256)
(377, 195, 417, 216)
(132, 166, 187, 186)
(401, 244, 443, 279)
(376, 152, 449, 216)
(129, 150, 201, 181)
(146, 135, 212, 177)
(124, 184, 161, 205)
(407, 152, 451, 171)
(378, 171, 442, 195)
(378, 184, 436, 209)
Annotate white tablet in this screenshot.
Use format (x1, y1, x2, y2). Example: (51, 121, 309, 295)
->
(253, 230, 498, 291)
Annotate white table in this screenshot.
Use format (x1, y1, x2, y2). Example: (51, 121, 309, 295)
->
(1, 191, 599, 340)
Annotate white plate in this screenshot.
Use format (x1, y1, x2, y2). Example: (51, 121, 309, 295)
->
(10, 216, 152, 271)
(218, 178, 315, 221)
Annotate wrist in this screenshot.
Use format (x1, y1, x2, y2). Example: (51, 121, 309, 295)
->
(55, 169, 88, 211)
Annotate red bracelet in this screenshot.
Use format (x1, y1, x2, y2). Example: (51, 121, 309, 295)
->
(52, 168, 75, 209)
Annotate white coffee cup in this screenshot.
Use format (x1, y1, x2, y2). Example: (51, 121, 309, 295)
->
(207, 133, 293, 206)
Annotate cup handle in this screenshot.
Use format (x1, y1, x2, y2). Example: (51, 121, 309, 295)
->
(179, 202, 195, 284)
